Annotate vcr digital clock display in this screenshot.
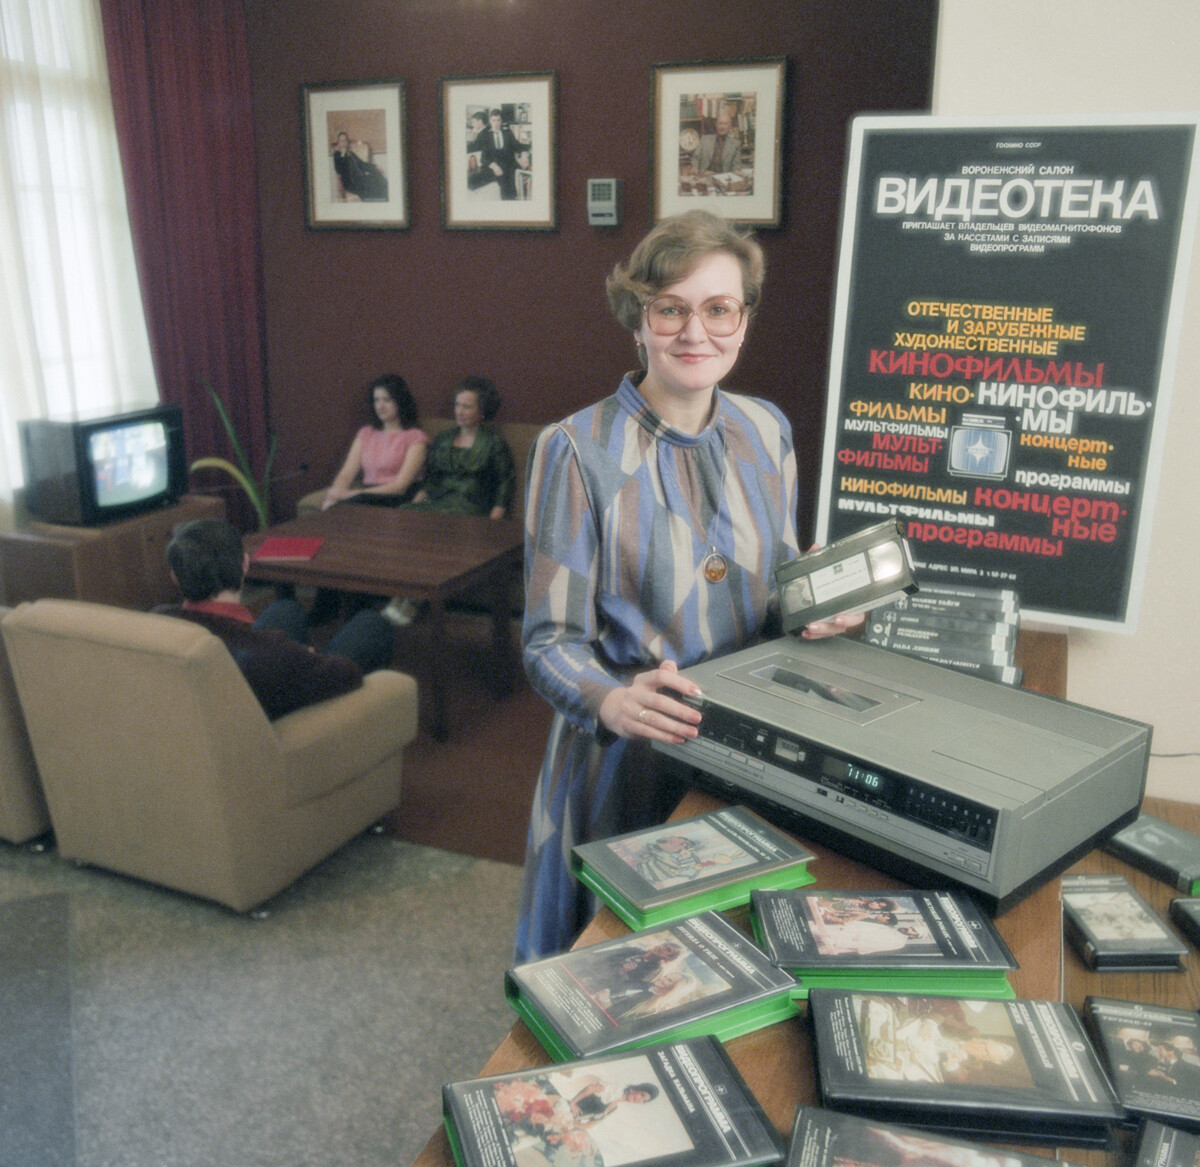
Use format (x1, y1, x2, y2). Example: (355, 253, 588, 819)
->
(824, 757, 886, 794)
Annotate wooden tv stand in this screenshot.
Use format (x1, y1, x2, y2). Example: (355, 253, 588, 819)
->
(0, 494, 224, 611)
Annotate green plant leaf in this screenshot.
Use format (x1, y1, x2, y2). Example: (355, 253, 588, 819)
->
(190, 457, 268, 529)
(192, 380, 276, 529)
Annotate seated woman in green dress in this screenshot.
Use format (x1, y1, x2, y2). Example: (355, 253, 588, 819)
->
(381, 375, 516, 624)
(406, 375, 515, 520)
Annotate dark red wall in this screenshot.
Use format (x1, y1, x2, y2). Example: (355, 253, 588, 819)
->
(243, 0, 937, 537)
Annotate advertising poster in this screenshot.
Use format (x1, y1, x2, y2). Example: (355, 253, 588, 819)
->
(816, 116, 1200, 630)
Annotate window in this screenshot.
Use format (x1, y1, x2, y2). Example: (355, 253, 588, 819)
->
(0, 0, 157, 514)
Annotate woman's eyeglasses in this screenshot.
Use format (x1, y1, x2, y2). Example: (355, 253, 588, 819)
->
(642, 294, 746, 337)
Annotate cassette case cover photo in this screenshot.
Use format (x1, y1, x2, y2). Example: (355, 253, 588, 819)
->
(1135, 1121, 1200, 1167)
(505, 911, 798, 1061)
(807, 990, 1122, 1146)
(1082, 997, 1200, 1132)
(787, 1105, 1067, 1167)
(571, 805, 816, 930)
(750, 888, 1017, 999)
(1061, 874, 1187, 971)
(443, 1036, 784, 1167)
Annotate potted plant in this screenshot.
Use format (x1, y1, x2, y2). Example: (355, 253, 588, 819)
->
(190, 384, 277, 529)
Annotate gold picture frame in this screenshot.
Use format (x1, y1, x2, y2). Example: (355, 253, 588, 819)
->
(302, 79, 409, 230)
(652, 59, 786, 227)
(439, 71, 557, 230)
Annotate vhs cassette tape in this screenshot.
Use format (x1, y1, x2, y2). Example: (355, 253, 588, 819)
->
(776, 519, 918, 632)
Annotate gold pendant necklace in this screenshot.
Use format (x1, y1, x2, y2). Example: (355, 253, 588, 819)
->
(660, 431, 729, 585)
(702, 550, 728, 583)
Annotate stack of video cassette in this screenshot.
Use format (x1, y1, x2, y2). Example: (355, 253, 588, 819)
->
(864, 582, 1022, 686)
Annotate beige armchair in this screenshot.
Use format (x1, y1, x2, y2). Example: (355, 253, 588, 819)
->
(0, 605, 51, 843)
(1, 599, 418, 912)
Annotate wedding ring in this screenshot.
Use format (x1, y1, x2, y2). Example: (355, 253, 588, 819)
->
(638, 708, 649, 724)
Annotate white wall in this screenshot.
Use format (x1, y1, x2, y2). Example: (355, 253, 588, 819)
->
(933, 0, 1200, 803)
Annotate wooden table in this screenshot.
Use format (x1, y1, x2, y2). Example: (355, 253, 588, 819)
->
(243, 507, 523, 740)
(0, 494, 224, 611)
(1061, 795, 1200, 1167)
(413, 627, 1200, 1166)
(411, 628, 1082, 1165)
(412, 781, 1065, 1166)
(418, 797, 1200, 1167)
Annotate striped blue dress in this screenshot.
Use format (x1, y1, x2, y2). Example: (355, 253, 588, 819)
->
(516, 374, 800, 959)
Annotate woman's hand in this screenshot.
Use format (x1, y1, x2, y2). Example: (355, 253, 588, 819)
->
(324, 436, 365, 509)
(598, 659, 703, 744)
(795, 542, 867, 639)
(801, 610, 865, 639)
(321, 485, 356, 510)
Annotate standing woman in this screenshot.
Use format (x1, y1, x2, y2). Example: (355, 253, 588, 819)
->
(517, 210, 859, 960)
(321, 373, 429, 509)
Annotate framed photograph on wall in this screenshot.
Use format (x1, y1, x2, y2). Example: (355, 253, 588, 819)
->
(302, 79, 408, 229)
(440, 71, 557, 230)
(652, 59, 786, 227)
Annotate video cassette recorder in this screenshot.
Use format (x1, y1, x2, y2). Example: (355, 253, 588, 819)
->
(653, 636, 1149, 913)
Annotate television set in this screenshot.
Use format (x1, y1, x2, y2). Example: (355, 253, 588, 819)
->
(18, 403, 188, 526)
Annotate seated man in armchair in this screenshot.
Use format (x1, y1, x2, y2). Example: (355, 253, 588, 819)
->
(156, 518, 395, 720)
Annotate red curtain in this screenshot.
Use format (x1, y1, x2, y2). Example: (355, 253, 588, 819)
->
(99, 0, 270, 529)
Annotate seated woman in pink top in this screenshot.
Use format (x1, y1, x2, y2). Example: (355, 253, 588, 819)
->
(309, 374, 429, 624)
(321, 374, 429, 509)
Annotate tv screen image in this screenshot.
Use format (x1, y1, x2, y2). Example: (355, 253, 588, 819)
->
(947, 421, 1012, 480)
(88, 419, 171, 509)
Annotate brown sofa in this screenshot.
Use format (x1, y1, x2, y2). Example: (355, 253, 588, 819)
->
(0, 605, 50, 843)
(296, 417, 544, 527)
(1, 599, 418, 911)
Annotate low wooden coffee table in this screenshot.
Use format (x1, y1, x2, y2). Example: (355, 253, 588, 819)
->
(244, 507, 524, 740)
